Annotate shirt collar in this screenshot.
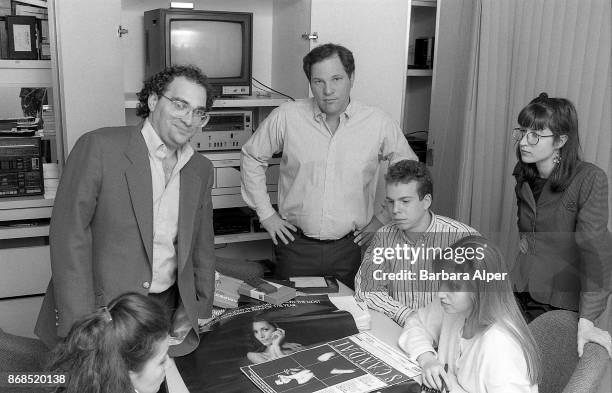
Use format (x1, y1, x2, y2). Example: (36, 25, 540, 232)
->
(396, 211, 436, 244)
(424, 211, 436, 233)
(312, 97, 354, 121)
(141, 119, 194, 162)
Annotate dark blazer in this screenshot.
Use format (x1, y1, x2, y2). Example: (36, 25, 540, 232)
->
(35, 124, 216, 356)
(512, 161, 612, 322)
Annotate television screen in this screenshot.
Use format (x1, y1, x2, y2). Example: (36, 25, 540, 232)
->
(170, 20, 243, 79)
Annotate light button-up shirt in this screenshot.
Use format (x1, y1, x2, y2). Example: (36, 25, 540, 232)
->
(241, 98, 417, 240)
(141, 119, 194, 293)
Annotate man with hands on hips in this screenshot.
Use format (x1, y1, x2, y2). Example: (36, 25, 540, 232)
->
(241, 43, 417, 288)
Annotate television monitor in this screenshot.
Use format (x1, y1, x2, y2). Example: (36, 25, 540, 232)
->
(144, 8, 253, 97)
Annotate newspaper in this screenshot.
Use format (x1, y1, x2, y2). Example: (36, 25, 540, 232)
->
(240, 332, 421, 393)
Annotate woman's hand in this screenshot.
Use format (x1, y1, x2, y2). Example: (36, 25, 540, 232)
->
(577, 318, 612, 358)
(417, 352, 450, 391)
(271, 328, 286, 346)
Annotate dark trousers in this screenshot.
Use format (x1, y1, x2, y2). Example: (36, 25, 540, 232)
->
(274, 229, 362, 290)
(148, 283, 179, 323)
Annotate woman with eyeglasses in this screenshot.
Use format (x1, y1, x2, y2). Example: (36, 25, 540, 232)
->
(46, 293, 174, 393)
(511, 93, 612, 358)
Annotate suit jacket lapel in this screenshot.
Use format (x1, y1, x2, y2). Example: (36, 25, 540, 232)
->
(124, 125, 154, 265)
(520, 182, 537, 213)
(177, 158, 202, 272)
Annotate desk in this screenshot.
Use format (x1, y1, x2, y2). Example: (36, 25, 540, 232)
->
(166, 288, 408, 393)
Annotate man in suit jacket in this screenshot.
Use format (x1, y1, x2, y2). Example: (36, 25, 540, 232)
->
(35, 65, 216, 356)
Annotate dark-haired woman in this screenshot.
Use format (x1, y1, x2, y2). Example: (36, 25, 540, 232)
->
(246, 318, 303, 364)
(47, 292, 172, 393)
(511, 93, 612, 357)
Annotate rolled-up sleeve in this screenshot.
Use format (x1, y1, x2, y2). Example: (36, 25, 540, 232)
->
(240, 107, 285, 222)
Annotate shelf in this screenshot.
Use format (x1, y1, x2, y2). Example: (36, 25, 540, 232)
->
(0, 224, 49, 240)
(407, 69, 433, 77)
(0, 196, 54, 221)
(0, 60, 52, 69)
(212, 95, 291, 108)
(13, 0, 48, 7)
(0, 196, 54, 210)
(412, 0, 437, 7)
(214, 231, 270, 244)
(124, 93, 290, 109)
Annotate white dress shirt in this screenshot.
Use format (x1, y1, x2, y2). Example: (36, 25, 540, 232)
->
(241, 98, 417, 240)
(141, 119, 194, 293)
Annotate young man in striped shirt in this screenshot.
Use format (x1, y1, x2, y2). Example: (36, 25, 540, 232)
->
(354, 160, 479, 326)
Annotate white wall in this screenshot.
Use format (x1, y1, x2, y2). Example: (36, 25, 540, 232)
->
(54, 0, 126, 152)
(121, 0, 274, 95)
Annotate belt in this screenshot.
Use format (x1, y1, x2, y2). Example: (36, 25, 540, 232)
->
(295, 227, 354, 243)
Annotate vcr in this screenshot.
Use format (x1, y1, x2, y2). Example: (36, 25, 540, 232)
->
(0, 136, 44, 197)
(190, 110, 253, 151)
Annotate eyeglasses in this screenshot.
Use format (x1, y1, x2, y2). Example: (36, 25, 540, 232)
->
(512, 127, 555, 145)
(160, 94, 209, 124)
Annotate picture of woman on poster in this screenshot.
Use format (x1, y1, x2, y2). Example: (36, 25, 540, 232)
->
(247, 317, 304, 364)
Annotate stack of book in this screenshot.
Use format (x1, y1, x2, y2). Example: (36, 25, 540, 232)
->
(214, 272, 299, 308)
(41, 104, 54, 136)
(238, 279, 297, 305)
(213, 272, 243, 309)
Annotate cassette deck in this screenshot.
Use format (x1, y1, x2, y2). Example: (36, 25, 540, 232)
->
(190, 110, 253, 151)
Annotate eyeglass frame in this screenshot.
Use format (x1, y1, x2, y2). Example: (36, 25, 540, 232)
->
(512, 127, 557, 146)
(159, 94, 210, 124)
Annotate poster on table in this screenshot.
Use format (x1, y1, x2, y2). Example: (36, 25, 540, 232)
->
(174, 295, 361, 393)
(240, 332, 421, 393)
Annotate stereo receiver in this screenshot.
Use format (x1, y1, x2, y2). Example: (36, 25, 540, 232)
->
(190, 110, 253, 151)
(0, 136, 44, 198)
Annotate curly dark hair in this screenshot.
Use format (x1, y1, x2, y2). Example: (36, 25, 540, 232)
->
(136, 65, 215, 118)
(302, 43, 355, 81)
(385, 159, 433, 200)
(46, 292, 170, 393)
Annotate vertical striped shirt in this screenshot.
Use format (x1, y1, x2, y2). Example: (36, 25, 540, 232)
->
(354, 212, 478, 325)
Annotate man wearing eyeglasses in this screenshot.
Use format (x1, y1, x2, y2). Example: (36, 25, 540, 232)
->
(36, 65, 216, 357)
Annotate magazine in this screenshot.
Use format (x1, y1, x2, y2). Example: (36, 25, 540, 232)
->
(174, 295, 359, 393)
(240, 332, 421, 393)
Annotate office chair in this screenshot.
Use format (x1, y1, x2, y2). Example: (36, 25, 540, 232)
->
(529, 310, 610, 393)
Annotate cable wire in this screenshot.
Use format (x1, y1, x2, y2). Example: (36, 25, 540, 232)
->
(252, 77, 295, 101)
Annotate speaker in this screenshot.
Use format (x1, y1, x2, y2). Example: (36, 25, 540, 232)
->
(414, 37, 435, 69)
